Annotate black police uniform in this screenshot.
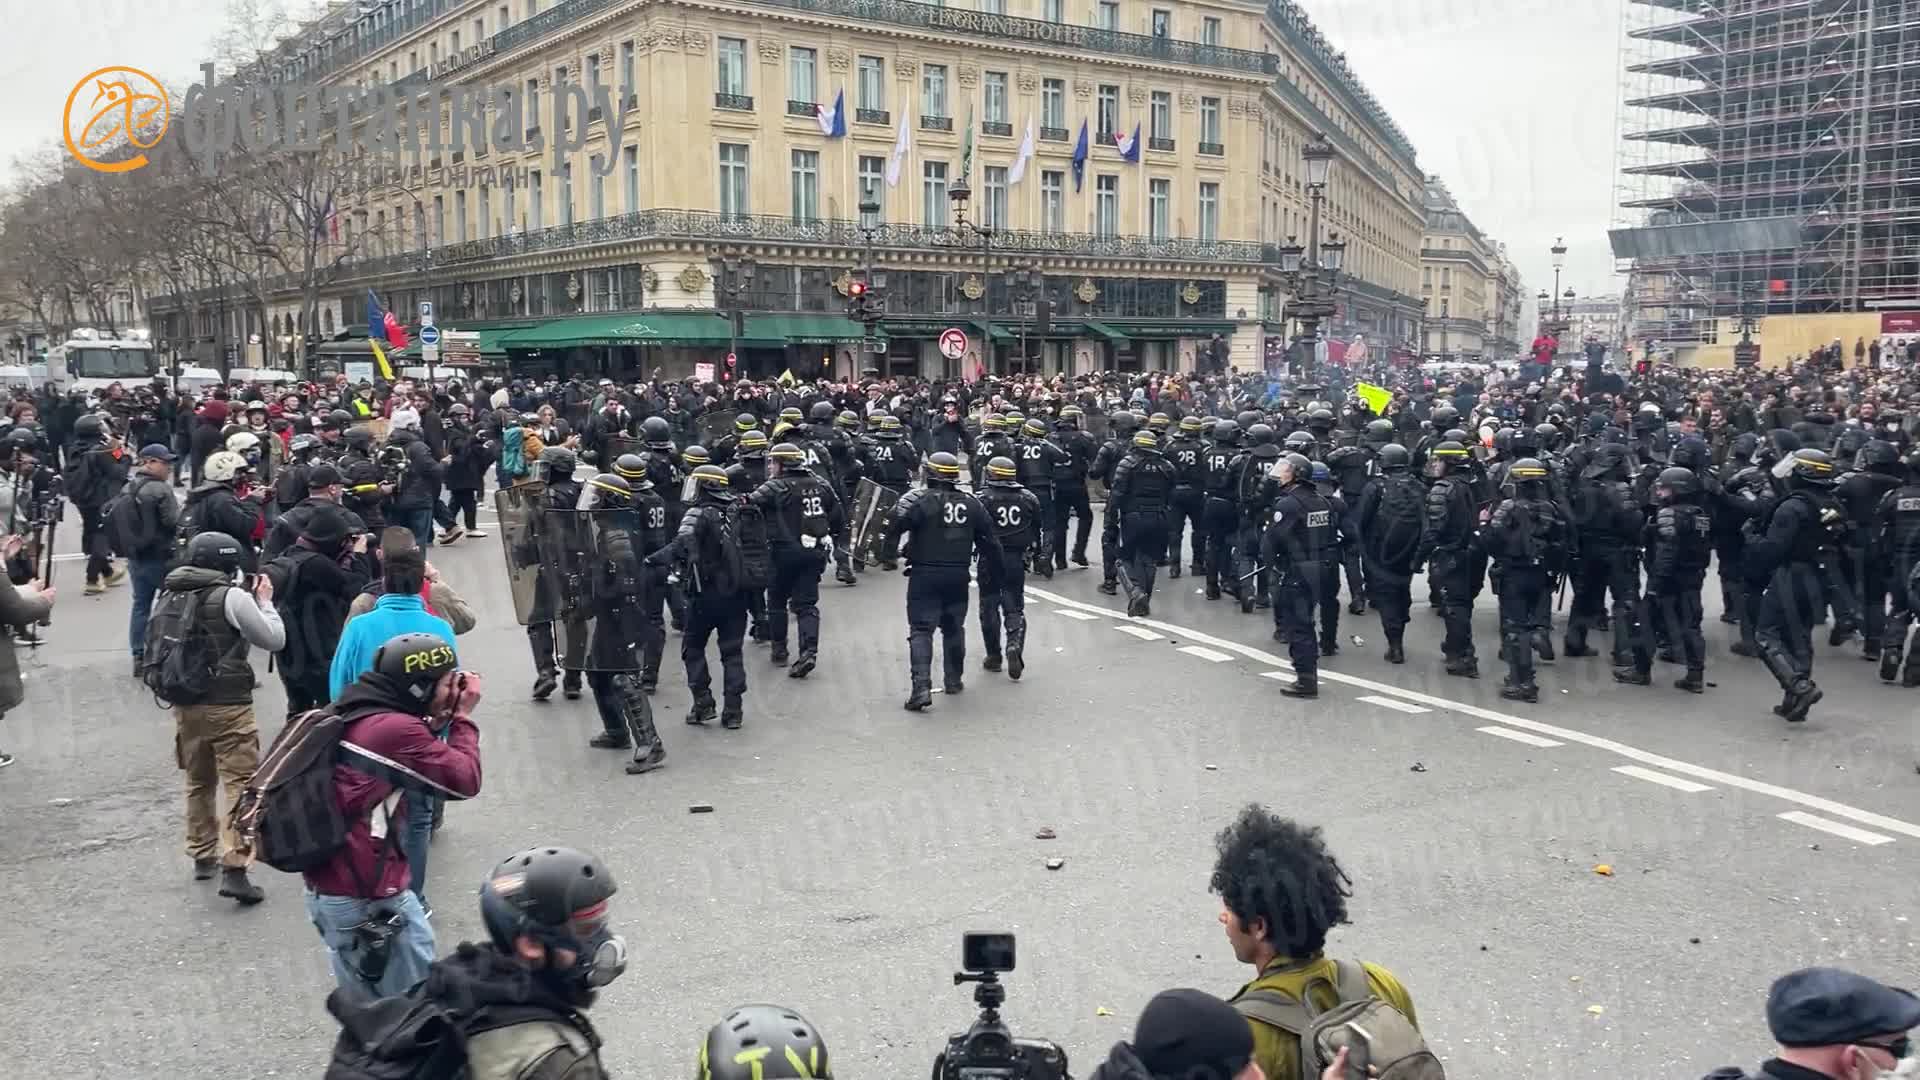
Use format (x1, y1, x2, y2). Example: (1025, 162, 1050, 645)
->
(749, 465, 843, 672)
(582, 498, 659, 761)
(978, 479, 1042, 678)
(1636, 490, 1713, 687)
(1232, 441, 1282, 610)
(648, 492, 749, 727)
(1164, 428, 1208, 577)
(883, 481, 1002, 705)
(1874, 474, 1920, 683)
(1483, 490, 1568, 700)
(798, 423, 858, 583)
(529, 469, 585, 697)
(1748, 478, 1845, 721)
(1048, 423, 1098, 567)
(629, 483, 670, 690)
(1324, 440, 1375, 608)
(1108, 441, 1177, 616)
(1260, 477, 1336, 691)
(1317, 486, 1351, 651)
(725, 454, 771, 637)
(1355, 464, 1425, 661)
(1415, 464, 1480, 673)
(1200, 435, 1241, 600)
(643, 446, 688, 628)
(1565, 450, 1645, 665)
(1835, 452, 1903, 653)
(860, 430, 918, 568)
(1014, 430, 1067, 576)
(1088, 425, 1131, 588)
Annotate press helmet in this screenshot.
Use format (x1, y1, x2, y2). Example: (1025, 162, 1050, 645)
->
(203, 450, 249, 484)
(185, 531, 246, 574)
(370, 631, 459, 705)
(699, 1005, 830, 1080)
(479, 846, 626, 992)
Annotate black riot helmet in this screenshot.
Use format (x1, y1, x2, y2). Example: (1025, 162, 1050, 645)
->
(924, 450, 962, 485)
(73, 414, 106, 440)
(836, 409, 861, 430)
(1247, 423, 1276, 446)
(778, 406, 804, 427)
(1728, 431, 1760, 464)
(479, 846, 626, 994)
(185, 531, 246, 575)
(1429, 404, 1459, 430)
(769, 442, 809, 473)
(1508, 457, 1551, 495)
(1655, 466, 1698, 503)
(1177, 415, 1205, 436)
(540, 446, 578, 478)
(1425, 440, 1469, 478)
(640, 415, 673, 448)
(370, 631, 459, 706)
(689, 464, 731, 494)
(1148, 411, 1172, 432)
(1234, 409, 1262, 431)
(1782, 447, 1839, 488)
(1378, 443, 1411, 472)
(1132, 429, 1162, 451)
(809, 401, 835, 423)
(1532, 422, 1561, 452)
(1284, 430, 1315, 453)
(1583, 442, 1629, 479)
(875, 414, 903, 437)
(343, 425, 375, 452)
(1752, 428, 1800, 468)
(1670, 437, 1711, 473)
(1211, 419, 1241, 446)
(613, 454, 653, 490)
(734, 412, 758, 433)
(1110, 411, 1138, 437)
(581, 472, 634, 510)
(1307, 407, 1335, 432)
(1858, 438, 1902, 473)
(1491, 428, 1514, 457)
(1276, 452, 1313, 485)
(1442, 427, 1470, 445)
(737, 430, 770, 458)
(1508, 425, 1539, 458)
(1364, 419, 1395, 444)
(986, 455, 1021, 486)
(700, 1005, 831, 1080)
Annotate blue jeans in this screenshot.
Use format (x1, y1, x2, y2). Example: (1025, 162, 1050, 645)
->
(304, 888, 436, 1001)
(396, 506, 434, 548)
(400, 794, 438, 904)
(128, 557, 170, 658)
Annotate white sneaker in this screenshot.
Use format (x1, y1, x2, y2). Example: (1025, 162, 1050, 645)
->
(465, 529, 488, 538)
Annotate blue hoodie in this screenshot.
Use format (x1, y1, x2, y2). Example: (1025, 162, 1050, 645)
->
(329, 592, 459, 700)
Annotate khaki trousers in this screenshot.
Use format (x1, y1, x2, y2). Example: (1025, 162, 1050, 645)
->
(174, 703, 260, 868)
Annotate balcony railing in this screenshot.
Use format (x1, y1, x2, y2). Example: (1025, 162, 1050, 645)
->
(1197, 141, 1224, 156)
(1040, 126, 1070, 142)
(787, 99, 818, 117)
(150, 209, 1273, 307)
(856, 107, 890, 125)
(921, 114, 952, 131)
(1149, 136, 1175, 151)
(1097, 131, 1117, 146)
(983, 120, 1012, 136)
(716, 93, 755, 111)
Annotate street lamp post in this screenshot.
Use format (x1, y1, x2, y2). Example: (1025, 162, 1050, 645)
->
(947, 177, 995, 375)
(1273, 131, 1345, 381)
(1733, 284, 1762, 368)
(857, 196, 886, 371)
(719, 252, 757, 380)
(1005, 262, 1040, 375)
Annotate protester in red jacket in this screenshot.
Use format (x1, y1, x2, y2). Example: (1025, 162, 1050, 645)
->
(302, 631, 483, 1001)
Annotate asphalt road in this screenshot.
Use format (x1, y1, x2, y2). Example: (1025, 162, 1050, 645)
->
(2, 500, 1916, 1080)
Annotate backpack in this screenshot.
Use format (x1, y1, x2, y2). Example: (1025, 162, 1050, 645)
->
(322, 989, 469, 1080)
(497, 428, 528, 486)
(1233, 960, 1443, 1080)
(229, 707, 353, 874)
(62, 448, 110, 509)
(139, 585, 224, 707)
(707, 503, 750, 596)
(1372, 476, 1427, 568)
(104, 478, 153, 558)
(728, 499, 771, 590)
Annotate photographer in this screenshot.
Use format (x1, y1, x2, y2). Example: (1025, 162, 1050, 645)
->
(701, 1005, 832, 1080)
(63, 413, 128, 595)
(304, 632, 481, 1001)
(0, 535, 53, 767)
(1090, 989, 1258, 1080)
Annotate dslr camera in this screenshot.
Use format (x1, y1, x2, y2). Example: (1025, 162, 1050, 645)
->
(932, 933, 1070, 1080)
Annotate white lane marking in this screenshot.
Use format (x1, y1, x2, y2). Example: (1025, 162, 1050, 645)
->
(1177, 645, 1233, 663)
(1114, 625, 1161, 641)
(1053, 609, 1099, 621)
(1259, 670, 1293, 681)
(1612, 765, 1715, 794)
(1778, 811, 1896, 846)
(1360, 694, 1431, 715)
(1025, 583, 1920, 843)
(1476, 725, 1562, 748)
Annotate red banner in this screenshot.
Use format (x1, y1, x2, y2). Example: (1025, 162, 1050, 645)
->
(1881, 312, 1920, 334)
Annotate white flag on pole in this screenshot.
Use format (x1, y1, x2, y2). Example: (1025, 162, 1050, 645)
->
(884, 111, 911, 188)
(1008, 117, 1035, 185)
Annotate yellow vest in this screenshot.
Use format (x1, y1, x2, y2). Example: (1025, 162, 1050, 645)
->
(1230, 955, 1417, 1080)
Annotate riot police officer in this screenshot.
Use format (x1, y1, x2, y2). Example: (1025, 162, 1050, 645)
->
(882, 452, 1001, 711)
(575, 473, 667, 774)
(1875, 448, 1920, 685)
(645, 465, 749, 729)
(1261, 452, 1336, 698)
(1747, 449, 1844, 722)
(1564, 443, 1644, 666)
(1090, 411, 1137, 592)
(1325, 418, 1389, 613)
(1232, 424, 1283, 612)
(1013, 418, 1066, 578)
(708, 412, 761, 468)
(1415, 441, 1480, 677)
(1837, 440, 1905, 659)
(529, 447, 585, 701)
(971, 413, 1016, 492)
(614, 454, 669, 693)
(1201, 419, 1243, 602)
(1048, 406, 1097, 569)
(1617, 465, 1712, 693)
(1483, 458, 1569, 702)
(797, 403, 857, 585)
(1309, 461, 1348, 655)
(750, 443, 844, 678)
(725, 431, 773, 641)
(1356, 443, 1424, 664)
(1164, 416, 1208, 579)
(1109, 428, 1178, 618)
(859, 414, 917, 570)
(978, 456, 1041, 681)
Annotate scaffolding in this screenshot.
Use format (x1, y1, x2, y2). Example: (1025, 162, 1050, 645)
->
(1612, 0, 1920, 347)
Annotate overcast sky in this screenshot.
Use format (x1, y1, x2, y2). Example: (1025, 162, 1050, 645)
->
(0, 0, 1625, 299)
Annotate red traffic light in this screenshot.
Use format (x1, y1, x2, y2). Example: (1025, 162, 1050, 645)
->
(848, 280, 868, 297)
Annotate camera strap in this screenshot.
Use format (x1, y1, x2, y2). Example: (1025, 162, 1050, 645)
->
(345, 790, 401, 904)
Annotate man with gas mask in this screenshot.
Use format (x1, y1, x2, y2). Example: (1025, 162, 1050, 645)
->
(1482, 458, 1569, 703)
(1260, 452, 1336, 698)
(571, 473, 666, 774)
(1563, 442, 1644, 667)
(325, 844, 619, 1080)
(1414, 440, 1481, 678)
(749, 442, 845, 678)
(1108, 428, 1178, 618)
(1615, 465, 1713, 694)
(978, 455, 1042, 681)
(1748, 449, 1848, 723)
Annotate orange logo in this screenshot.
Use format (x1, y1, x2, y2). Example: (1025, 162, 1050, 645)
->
(63, 66, 170, 173)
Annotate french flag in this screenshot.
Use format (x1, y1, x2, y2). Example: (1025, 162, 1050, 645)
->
(1116, 122, 1141, 163)
(816, 89, 847, 138)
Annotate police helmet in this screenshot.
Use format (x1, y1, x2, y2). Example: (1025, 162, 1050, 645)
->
(1284, 430, 1315, 453)
(1378, 443, 1411, 471)
(1057, 405, 1083, 428)
(203, 450, 249, 483)
(1442, 427, 1470, 446)
(1307, 407, 1335, 430)
(540, 446, 579, 477)
(343, 425, 375, 451)
(734, 412, 759, 433)
(1729, 431, 1760, 463)
(1178, 416, 1205, 435)
(1234, 409, 1262, 431)
(479, 846, 625, 992)
(1004, 411, 1027, 432)
(1859, 439, 1902, 472)
(583, 472, 634, 510)
(986, 455, 1020, 484)
(614, 454, 653, 489)
(73, 414, 105, 440)
(1533, 422, 1561, 451)
(1148, 412, 1172, 432)
(682, 445, 712, 468)
(877, 414, 902, 434)
(371, 631, 459, 704)
(836, 409, 861, 430)
(326, 408, 355, 430)
(1430, 405, 1459, 429)
(640, 416, 672, 447)
(1211, 419, 1241, 445)
(866, 412, 885, 431)
(1583, 443, 1629, 479)
(185, 531, 246, 574)
(779, 407, 804, 425)
(1111, 411, 1139, 435)
(1022, 418, 1047, 438)
(769, 442, 807, 465)
(1132, 429, 1161, 451)
(1272, 452, 1311, 485)
(689, 464, 731, 490)
(1753, 429, 1801, 467)
(700, 1005, 830, 1080)
(1671, 437, 1711, 472)
(981, 413, 1007, 432)
(808, 401, 834, 423)
(1364, 419, 1395, 443)
(924, 451, 963, 483)
(1310, 460, 1331, 485)
(1247, 423, 1276, 446)
(737, 430, 770, 458)
(1509, 457, 1551, 483)
(1654, 466, 1698, 501)
(1784, 447, 1839, 488)
(289, 433, 320, 455)
(1426, 440, 1469, 477)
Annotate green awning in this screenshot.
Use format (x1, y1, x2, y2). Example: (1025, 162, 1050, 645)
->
(973, 319, 1014, 342)
(742, 314, 871, 346)
(1111, 320, 1238, 339)
(393, 322, 540, 360)
(504, 312, 735, 349)
(1082, 320, 1131, 344)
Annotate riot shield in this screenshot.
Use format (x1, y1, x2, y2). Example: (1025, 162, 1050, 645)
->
(697, 411, 737, 447)
(599, 434, 646, 469)
(494, 484, 558, 625)
(561, 510, 650, 672)
(847, 477, 903, 567)
(1083, 412, 1111, 442)
(541, 508, 598, 671)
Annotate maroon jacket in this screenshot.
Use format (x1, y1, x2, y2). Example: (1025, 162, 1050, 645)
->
(302, 710, 481, 899)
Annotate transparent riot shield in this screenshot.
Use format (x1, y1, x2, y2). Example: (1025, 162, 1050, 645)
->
(599, 434, 646, 469)
(541, 508, 598, 671)
(847, 477, 903, 567)
(697, 411, 737, 447)
(558, 510, 650, 672)
(494, 483, 557, 625)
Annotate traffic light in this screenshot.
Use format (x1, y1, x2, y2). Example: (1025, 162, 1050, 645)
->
(845, 278, 868, 321)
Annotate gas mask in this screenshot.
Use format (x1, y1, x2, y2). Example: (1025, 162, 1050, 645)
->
(536, 900, 628, 996)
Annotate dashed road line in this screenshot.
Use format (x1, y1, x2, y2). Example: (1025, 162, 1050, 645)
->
(1114, 625, 1161, 641)
(1177, 644, 1233, 663)
(1359, 694, 1431, 715)
(1054, 609, 1099, 622)
(1477, 725, 1562, 747)
(1778, 811, 1896, 846)
(1612, 765, 1715, 794)
(1026, 583, 1920, 844)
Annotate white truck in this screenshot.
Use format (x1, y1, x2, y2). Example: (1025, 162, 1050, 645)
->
(45, 329, 159, 393)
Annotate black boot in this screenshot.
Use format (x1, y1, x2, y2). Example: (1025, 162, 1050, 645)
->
(1319, 636, 1340, 657)
(1168, 564, 1181, 579)
(625, 744, 667, 774)
(685, 698, 716, 726)
(1904, 658, 1920, 688)
(1562, 631, 1596, 658)
(1611, 666, 1652, 686)
(1278, 677, 1318, 699)
(720, 699, 744, 729)
(218, 867, 265, 906)
(1205, 580, 1221, 600)
(1730, 640, 1759, 657)
(1385, 636, 1405, 665)
(788, 651, 816, 679)
(1674, 669, 1705, 694)
(562, 671, 582, 700)
(193, 857, 218, 881)
(1862, 641, 1881, 662)
(1007, 647, 1024, 681)
(982, 654, 1002, 672)
(589, 731, 632, 750)
(904, 686, 933, 711)
(1879, 635, 1905, 682)
(1499, 680, 1538, 703)
(1097, 580, 1118, 595)
(1444, 657, 1479, 678)
(1780, 679, 1822, 723)
(531, 671, 558, 701)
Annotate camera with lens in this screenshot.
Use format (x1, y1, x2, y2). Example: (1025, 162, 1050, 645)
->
(932, 933, 1070, 1080)
(376, 443, 410, 489)
(345, 910, 405, 984)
